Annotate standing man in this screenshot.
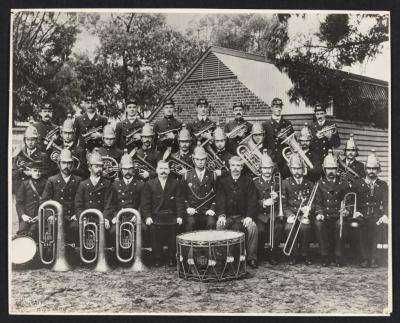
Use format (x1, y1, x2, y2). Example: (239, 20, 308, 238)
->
(215, 156, 259, 269)
(314, 150, 350, 267)
(153, 99, 182, 153)
(187, 97, 215, 145)
(282, 153, 315, 265)
(351, 150, 388, 268)
(224, 102, 252, 156)
(338, 134, 366, 185)
(170, 126, 194, 178)
(211, 125, 233, 178)
(253, 152, 284, 265)
(41, 149, 82, 247)
(238, 122, 264, 177)
(262, 98, 294, 174)
(136, 122, 161, 180)
(310, 103, 340, 160)
(298, 123, 322, 182)
(115, 99, 145, 151)
(74, 151, 117, 248)
(141, 160, 185, 267)
(33, 103, 59, 152)
(74, 95, 108, 151)
(181, 145, 217, 232)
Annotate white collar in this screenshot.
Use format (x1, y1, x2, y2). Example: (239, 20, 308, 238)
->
(196, 168, 206, 178)
(198, 115, 207, 121)
(127, 116, 138, 122)
(61, 174, 71, 183)
(124, 177, 133, 185)
(294, 177, 303, 185)
(318, 119, 326, 126)
(271, 115, 281, 122)
(261, 175, 272, 182)
(90, 175, 100, 186)
(87, 112, 96, 120)
(63, 141, 73, 148)
(231, 175, 240, 181)
(26, 147, 36, 155)
(346, 158, 354, 165)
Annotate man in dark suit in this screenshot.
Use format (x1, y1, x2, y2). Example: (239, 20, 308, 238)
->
(115, 99, 145, 151)
(41, 149, 82, 246)
(338, 134, 366, 186)
(170, 125, 194, 179)
(215, 156, 259, 269)
(211, 126, 233, 178)
(298, 123, 322, 182)
(310, 103, 340, 160)
(141, 160, 185, 267)
(187, 97, 215, 146)
(74, 95, 108, 151)
(16, 160, 48, 240)
(33, 103, 60, 152)
(181, 146, 217, 232)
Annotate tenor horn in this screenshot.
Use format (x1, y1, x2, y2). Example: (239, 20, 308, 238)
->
(79, 209, 111, 272)
(102, 156, 120, 179)
(115, 208, 147, 271)
(38, 200, 71, 271)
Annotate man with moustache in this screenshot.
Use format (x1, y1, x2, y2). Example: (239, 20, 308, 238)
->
(351, 150, 388, 268)
(33, 103, 60, 152)
(211, 125, 233, 178)
(74, 151, 117, 248)
(238, 122, 264, 177)
(262, 98, 294, 174)
(314, 150, 350, 267)
(141, 160, 185, 267)
(224, 102, 252, 156)
(216, 156, 259, 269)
(74, 95, 108, 151)
(181, 145, 217, 231)
(338, 134, 366, 186)
(115, 99, 145, 151)
(41, 149, 82, 247)
(170, 125, 194, 178)
(154, 99, 182, 153)
(253, 152, 285, 264)
(187, 97, 215, 145)
(310, 103, 341, 160)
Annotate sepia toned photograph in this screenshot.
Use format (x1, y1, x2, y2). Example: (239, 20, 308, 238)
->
(9, 9, 391, 315)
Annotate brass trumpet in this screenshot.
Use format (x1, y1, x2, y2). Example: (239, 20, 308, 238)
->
(162, 146, 193, 176)
(316, 124, 337, 138)
(79, 209, 111, 272)
(157, 127, 182, 141)
(115, 208, 146, 271)
(268, 173, 284, 250)
(82, 126, 104, 144)
(339, 192, 357, 238)
(236, 134, 263, 176)
(38, 200, 71, 271)
(283, 182, 319, 256)
(193, 122, 215, 139)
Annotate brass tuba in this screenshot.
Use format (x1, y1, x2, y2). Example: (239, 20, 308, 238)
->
(336, 152, 361, 184)
(38, 200, 71, 271)
(162, 146, 193, 176)
(79, 209, 111, 272)
(236, 134, 263, 176)
(115, 208, 147, 271)
(281, 133, 314, 172)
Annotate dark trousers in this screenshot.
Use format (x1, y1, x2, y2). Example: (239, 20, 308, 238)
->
(256, 218, 284, 257)
(353, 216, 380, 261)
(17, 220, 39, 241)
(314, 217, 344, 258)
(284, 221, 311, 257)
(65, 220, 79, 245)
(150, 224, 177, 261)
(185, 213, 216, 232)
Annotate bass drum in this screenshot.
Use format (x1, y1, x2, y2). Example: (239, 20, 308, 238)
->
(11, 235, 38, 268)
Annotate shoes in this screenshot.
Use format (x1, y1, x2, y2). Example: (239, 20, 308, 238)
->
(359, 259, 369, 268)
(289, 258, 297, 265)
(321, 256, 330, 267)
(248, 260, 258, 269)
(335, 257, 344, 267)
(370, 258, 379, 268)
(154, 260, 162, 268)
(168, 259, 177, 267)
(304, 258, 312, 265)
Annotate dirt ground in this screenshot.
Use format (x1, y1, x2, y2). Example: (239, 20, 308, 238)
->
(9, 197, 389, 315)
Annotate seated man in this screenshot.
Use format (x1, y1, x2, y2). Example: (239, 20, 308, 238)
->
(215, 156, 259, 269)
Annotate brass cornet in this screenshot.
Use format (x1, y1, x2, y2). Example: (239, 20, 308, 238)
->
(82, 126, 104, 144)
(193, 122, 215, 139)
(316, 124, 337, 138)
(225, 123, 248, 139)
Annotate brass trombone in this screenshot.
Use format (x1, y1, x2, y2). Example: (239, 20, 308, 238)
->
(268, 173, 284, 250)
(283, 182, 319, 256)
(79, 209, 111, 272)
(38, 200, 71, 271)
(340, 192, 357, 237)
(115, 208, 146, 271)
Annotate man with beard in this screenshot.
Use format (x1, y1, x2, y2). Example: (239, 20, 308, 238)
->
(181, 145, 217, 232)
(75, 151, 117, 248)
(338, 134, 366, 186)
(314, 150, 350, 267)
(211, 125, 233, 178)
(187, 97, 215, 145)
(154, 99, 182, 153)
(141, 160, 184, 267)
(41, 149, 82, 247)
(216, 156, 259, 269)
(282, 153, 314, 265)
(224, 102, 252, 156)
(298, 123, 322, 182)
(136, 122, 161, 180)
(115, 99, 145, 151)
(310, 103, 340, 160)
(262, 98, 294, 175)
(74, 95, 108, 151)
(170, 125, 194, 178)
(351, 150, 388, 268)
(16, 160, 48, 240)
(33, 103, 60, 152)
(253, 152, 284, 265)
(97, 124, 123, 180)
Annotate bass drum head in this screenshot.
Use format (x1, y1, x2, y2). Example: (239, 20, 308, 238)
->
(11, 236, 37, 265)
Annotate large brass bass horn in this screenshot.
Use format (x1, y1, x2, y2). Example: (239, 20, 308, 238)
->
(79, 209, 111, 272)
(115, 208, 147, 271)
(38, 200, 71, 271)
(281, 133, 314, 173)
(236, 134, 263, 176)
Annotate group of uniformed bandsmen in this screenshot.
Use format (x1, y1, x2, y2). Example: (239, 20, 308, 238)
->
(13, 95, 388, 269)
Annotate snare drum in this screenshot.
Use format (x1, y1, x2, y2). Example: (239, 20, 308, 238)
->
(176, 230, 247, 282)
(11, 235, 38, 267)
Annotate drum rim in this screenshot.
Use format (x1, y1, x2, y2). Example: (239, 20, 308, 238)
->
(177, 229, 245, 246)
(11, 235, 37, 265)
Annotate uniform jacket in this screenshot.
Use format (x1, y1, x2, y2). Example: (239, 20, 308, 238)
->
(314, 176, 350, 218)
(262, 117, 294, 163)
(153, 116, 182, 152)
(310, 119, 341, 159)
(281, 176, 316, 218)
(187, 117, 215, 144)
(141, 175, 185, 224)
(303, 148, 323, 182)
(213, 147, 233, 177)
(181, 169, 217, 214)
(170, 150, 194, 179)
(60, 142, 88, 178)
(41, 173, 82, 220)
(224, 119, 252, 156)
(33, 120, 59, 152)
(74, 112, 108, 149)
(351, 178, 388, 217)
(253, 175, 279, 222)
(215, 174, 258, 219)
(97, 145, 123, 161)
(74, 177, 116, 220)
(136, 145, 161, 179)
(338, 158, 366, 185)
(16, 177, 48, 220)
(112, 177, 143, 213)
(115, 117, 145, 150)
